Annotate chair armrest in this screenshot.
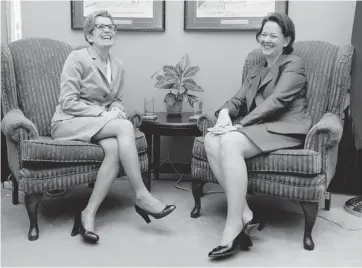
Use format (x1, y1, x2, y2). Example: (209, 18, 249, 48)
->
(1, 108, 39, 142)
(304, 112, 343, 185)
(305, 112, 343, 150)
(127, 110, 142, 128)
(197, 114, 217, 136)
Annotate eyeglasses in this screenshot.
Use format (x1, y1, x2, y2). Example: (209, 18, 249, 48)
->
(94, 24, 116, 31)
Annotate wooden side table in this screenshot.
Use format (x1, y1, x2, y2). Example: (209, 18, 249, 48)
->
(140, 112, 201, 182)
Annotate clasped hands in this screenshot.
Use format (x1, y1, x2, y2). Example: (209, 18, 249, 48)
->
(207, 109, 242, 135)
(100, 107, 127, 119)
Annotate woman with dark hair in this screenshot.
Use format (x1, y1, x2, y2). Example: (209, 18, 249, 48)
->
(205, 12, 311, 258)
(51, 10, 175, 244)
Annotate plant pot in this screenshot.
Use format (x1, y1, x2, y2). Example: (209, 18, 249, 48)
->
(165, 99, 183, 115)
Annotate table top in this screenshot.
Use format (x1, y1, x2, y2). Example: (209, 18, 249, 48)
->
(141, 112, 197, 128)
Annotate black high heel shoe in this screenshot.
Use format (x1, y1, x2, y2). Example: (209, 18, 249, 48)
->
(135, 204, 176, 223)
(243, 216, 267, 236)
(208, 231, 253, 258)
(71, 212, 99, 243)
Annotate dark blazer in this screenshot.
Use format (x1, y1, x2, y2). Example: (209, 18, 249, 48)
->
(51, 48, 125, 126)
(217, 54, 312, 135)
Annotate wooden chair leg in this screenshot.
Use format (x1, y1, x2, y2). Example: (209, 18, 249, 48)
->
(300, 201, 319, 251)
(324, 191, 331, 211)
(11, 174, 19, 205)
(190, 180, 206, 218)
(25, 193, 43, 241)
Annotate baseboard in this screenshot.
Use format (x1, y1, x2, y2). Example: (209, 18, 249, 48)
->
(159, 162, 191, 175)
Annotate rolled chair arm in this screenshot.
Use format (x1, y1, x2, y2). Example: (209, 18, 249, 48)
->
(1, 108, 39, 142)
(127, 110, 142, 128)
(305, 112, 343, 150)
(197, 114, 217, 136)
(304, 112, 343, 185)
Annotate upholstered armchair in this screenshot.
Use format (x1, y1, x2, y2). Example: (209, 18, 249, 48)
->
(1, 38, 150, 241)
(190, 41, 354, 251)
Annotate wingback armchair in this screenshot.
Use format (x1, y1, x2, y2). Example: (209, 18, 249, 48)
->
(1, 38, 150, 241)
(190, 41, 354, 250)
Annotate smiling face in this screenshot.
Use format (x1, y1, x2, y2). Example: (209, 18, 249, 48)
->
(87, 16, 115, 49)
(259, 21, 291, 60)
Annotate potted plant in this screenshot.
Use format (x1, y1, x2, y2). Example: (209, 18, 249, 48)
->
(151, 53, 204, 115)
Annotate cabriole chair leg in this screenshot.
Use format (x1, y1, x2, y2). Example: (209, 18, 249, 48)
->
(324, 191, 331, 211)
(11, 174, 19, 205)
(25, 193, 43, 241)
(191, 180, 206, 218)
(301, 201, 318, 251)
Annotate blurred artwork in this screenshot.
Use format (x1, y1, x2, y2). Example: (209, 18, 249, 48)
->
(196, 0, 275, 18)
(83, 0, 154, 18)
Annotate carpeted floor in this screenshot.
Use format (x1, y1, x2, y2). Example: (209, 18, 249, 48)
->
(2, 175, 362, 267)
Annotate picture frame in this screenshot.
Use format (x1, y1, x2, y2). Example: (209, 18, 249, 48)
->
(184, 0, 288, 31)
(71, 0, 165, 32)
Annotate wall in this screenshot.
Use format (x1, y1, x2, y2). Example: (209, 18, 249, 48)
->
(20, 0, 356, 163)
(1, 1, 8, 44)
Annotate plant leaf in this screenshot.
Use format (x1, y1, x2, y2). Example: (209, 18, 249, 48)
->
(187, 94, 199, 107)
(162, 65, 179, 77)
(164, 92, 177, 106)
(151, 70, 163, 79)
(155, 76, 177, 89)
(178, 54, 190, 72)
(184, 81, 204, 92)
(183, 66, 200, 78)
(183, 78, 197, 85)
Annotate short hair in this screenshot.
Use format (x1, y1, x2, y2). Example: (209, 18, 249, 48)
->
(255, 12, 295, 54)
(83, 10, 115, 45)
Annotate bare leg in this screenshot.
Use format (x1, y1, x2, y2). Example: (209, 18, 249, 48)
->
(92, 119, 165, 213)
(82, 138, 121, 232)
(217, 132, 261, 245)
(204, 133, 255, 225)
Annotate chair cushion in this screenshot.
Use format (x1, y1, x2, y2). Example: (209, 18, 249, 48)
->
(193, 136, 321, 175)
(21, 129, 147, 164)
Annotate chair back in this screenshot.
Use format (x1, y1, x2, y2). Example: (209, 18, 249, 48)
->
(242, 41, 354, 126)
(5, 38, 73, 136)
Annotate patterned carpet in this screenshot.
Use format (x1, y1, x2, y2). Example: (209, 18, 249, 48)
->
(2, 176, 362, 267)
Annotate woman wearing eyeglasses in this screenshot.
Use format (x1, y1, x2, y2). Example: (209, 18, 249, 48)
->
(51, 10, 175, 244)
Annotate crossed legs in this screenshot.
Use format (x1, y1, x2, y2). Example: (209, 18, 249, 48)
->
(81, 119, 166, 232)
(204, 131, 262, 245)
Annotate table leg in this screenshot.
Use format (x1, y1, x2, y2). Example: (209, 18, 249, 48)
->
(145, 133, 152, 183)
(154, 134, 160, 180)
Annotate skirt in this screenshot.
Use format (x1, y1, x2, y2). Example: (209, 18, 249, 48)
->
(51, 117, 115, 142)
(238, 124, 305, 153)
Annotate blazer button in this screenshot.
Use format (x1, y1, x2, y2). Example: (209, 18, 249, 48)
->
(103, 94, 107, 98)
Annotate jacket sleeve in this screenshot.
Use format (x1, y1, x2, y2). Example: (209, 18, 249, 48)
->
(108, 69, 125, 112)
(59, 52, 104, 117)
(240, 58, 306, 127)
(214, 75, 249, 119)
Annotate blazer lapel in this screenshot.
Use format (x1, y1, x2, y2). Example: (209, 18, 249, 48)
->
(247, 54, 288, 109)
(246, 62, 264, 111)
(87, 47, 108, 81)
(109, 53, 119, 88)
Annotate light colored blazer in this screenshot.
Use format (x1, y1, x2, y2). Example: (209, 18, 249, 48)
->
(217, 54, 312, 135)
(51, 47, 125, 126)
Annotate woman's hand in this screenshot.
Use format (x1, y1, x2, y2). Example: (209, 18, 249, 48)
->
(215, 109, 232, 128)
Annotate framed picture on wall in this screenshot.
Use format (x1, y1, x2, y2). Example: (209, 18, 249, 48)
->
(184, 0, 288, 31)
(71, 0, 165, 32)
